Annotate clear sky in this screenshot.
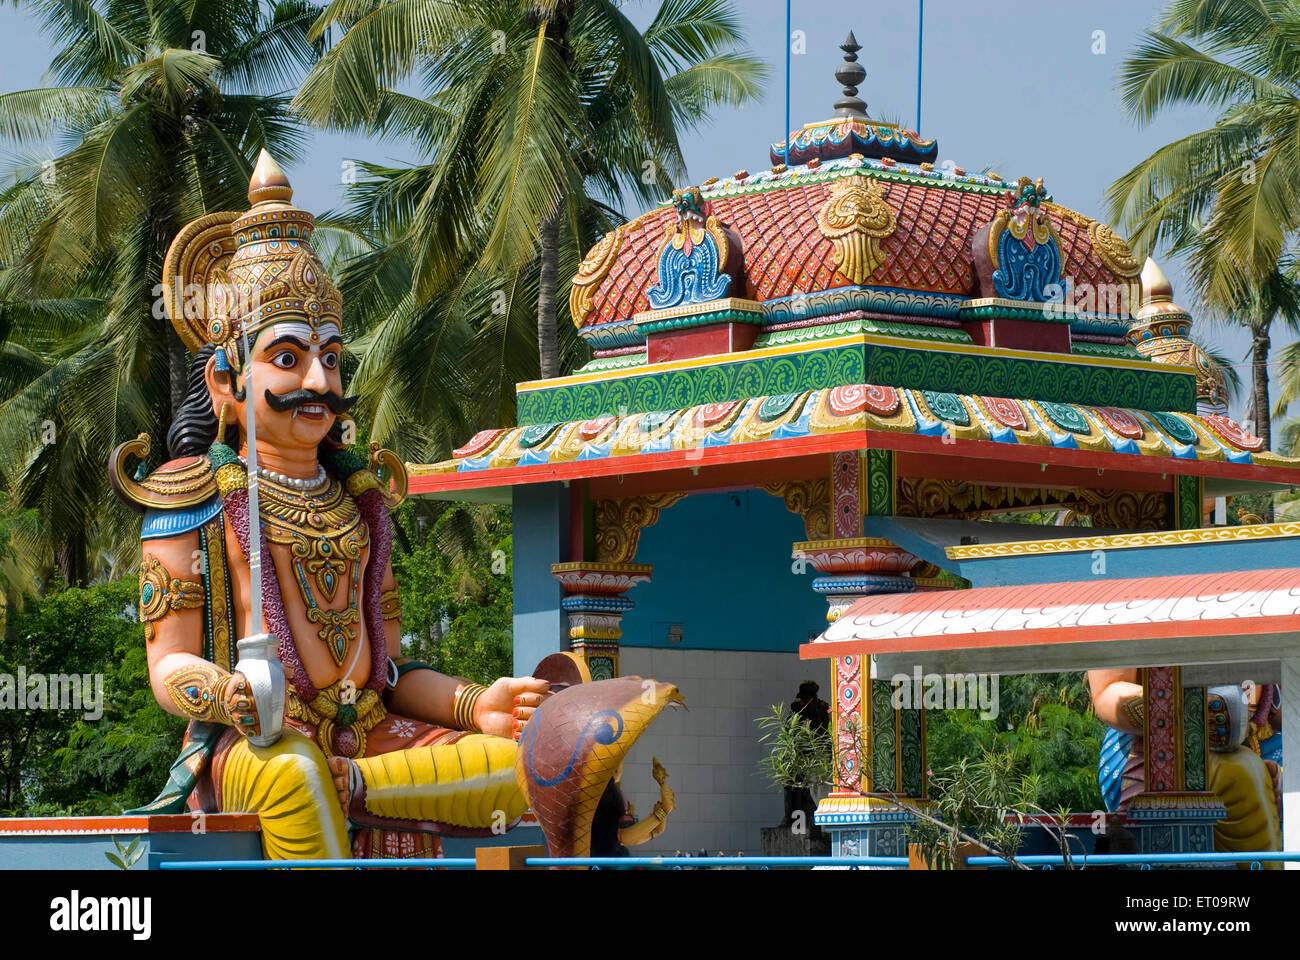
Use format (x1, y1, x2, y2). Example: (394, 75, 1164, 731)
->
(0, 0, 1283, 421)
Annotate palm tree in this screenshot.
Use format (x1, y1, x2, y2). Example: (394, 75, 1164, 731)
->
(295, 0, 765, 435)
(0, 0, 324, 581)
(1106, 0, 1300, 449)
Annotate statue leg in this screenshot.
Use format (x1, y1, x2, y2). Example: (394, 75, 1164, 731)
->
(219, 730, 352, 861)
(1207, 748, 1283, 869)
(348, 733, 527, 829)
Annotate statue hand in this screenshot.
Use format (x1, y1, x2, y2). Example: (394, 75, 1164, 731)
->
(474, 676, 551, 741)
(221, 671, 262, 738)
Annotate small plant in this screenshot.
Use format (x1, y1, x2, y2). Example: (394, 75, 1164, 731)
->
(903, 748, 1081, 869)
(756, 703, 833, 793)
(105, 835, 144, 870)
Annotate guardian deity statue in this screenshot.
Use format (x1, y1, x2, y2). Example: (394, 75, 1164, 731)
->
(110, 153, 678, 861)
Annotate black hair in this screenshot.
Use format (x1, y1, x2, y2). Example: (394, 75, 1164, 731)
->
(166, 341, 345, 461)
(168, 344, 231, 458)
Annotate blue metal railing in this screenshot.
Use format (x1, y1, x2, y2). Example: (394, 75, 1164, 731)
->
(968, 851, 1300, 870)
(158, 851, 1300, 870)
(161, 858, 479, 869)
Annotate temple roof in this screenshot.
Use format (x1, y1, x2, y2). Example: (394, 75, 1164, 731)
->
(572, 158, 1141, 333)
(416, 30, 1288, 499)
(412, 382, 1297, 485)
(800, 565, 1300, 667)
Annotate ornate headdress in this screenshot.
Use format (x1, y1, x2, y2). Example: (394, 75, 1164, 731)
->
(162, 151, 342, 371)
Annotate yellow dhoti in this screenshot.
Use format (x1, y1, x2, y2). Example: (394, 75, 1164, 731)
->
(1207, 748, 1283, 869)
(209, 717, 526, 861)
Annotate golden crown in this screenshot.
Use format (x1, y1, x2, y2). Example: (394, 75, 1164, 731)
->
(162, 151, 342, 368)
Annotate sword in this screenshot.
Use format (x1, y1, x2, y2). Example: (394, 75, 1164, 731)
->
(232, 328, 286, 747)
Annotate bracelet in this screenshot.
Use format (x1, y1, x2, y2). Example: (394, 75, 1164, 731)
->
(163, 662, 248, 726)
(453, 682, 489, 732)
(1120, 693, 1145, 731)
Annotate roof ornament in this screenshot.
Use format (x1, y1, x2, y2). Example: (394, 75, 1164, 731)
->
(774, 29, 936, 166)
(977, 176, 1063, 302)
(833, 32, 869, 119)
(1130, 257, 1230, 416)
(646, 187, 741, 309)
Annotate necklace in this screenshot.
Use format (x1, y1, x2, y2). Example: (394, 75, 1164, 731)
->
(258, 474, 369, 666)
(238, 456, 328, 493)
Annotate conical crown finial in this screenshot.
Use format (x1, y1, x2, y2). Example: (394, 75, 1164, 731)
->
(1139, 256, 1174, 305)
(834, 31, 868, 119)
(248, 149, 293, 207)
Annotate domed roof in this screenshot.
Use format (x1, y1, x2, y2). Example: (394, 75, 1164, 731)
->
(570, 164, 1142, 330)
(1129, 258, 1228, 416)
(570, 38, 1143, 350)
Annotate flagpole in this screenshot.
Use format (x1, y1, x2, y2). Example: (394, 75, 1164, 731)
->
(916, 0, 924, 132)
(784, 0, 791, 159)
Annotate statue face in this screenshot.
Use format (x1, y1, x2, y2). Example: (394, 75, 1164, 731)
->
(205, 320, 345, 458)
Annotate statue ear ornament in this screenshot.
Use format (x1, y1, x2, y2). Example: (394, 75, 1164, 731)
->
(216, 402, 231, 445)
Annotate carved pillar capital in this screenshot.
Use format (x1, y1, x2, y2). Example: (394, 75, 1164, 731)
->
(551, 561, 653, 681)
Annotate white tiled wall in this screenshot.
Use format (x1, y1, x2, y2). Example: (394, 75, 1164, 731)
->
(618, 647, 823, 855)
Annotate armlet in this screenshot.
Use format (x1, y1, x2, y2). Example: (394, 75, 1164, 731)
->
(139, 557, 205, 642)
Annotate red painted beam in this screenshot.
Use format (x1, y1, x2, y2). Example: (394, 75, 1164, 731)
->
(408, 429, 1300, 497)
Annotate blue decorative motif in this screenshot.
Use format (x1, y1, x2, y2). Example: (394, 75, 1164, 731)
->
(647, 228, 731, 310)
(993, 222, 1061, 301)
(523, 709, 624, 787)
(142, 495, 224, 541)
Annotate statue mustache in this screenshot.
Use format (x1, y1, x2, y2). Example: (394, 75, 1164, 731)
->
(263, 389, 358, 415)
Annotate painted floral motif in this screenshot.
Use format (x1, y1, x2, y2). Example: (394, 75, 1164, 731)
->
(452, 429, 505, 459)
(1201, 414, 1263, 452)
(982, 396, 1027, 431)
(1038, 400, 1090, 435)
(694, 400, 745, 428)
(920, 390, 969, 426)
(1094, 406, 1145, 440)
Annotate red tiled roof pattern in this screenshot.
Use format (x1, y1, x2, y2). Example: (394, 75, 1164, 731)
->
(1053, 210, 1112, 291)
(582, 175, 1127, 327)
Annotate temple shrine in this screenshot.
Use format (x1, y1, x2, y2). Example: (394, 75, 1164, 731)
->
(2, 32, 1295, 870)
(410, 34, 1300, 861)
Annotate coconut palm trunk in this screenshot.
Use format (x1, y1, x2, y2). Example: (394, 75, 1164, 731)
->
(1251, 324, 1272, 450)
(537, 201, 562, 380)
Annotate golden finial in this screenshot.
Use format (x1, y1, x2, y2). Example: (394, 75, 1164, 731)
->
(1139, 256, 1174, 306)
(248, 149, 293, 207)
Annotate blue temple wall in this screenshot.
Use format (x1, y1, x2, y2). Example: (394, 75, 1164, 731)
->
(511, 482, 570, 676)
(620, 489, 825, 652)
(618, 490, 830, 853)
(508, 485, 836, 853)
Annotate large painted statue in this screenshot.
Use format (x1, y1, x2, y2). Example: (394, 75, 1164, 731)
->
(1090, 670, 1282, 864)
(110, 153, 677, 861)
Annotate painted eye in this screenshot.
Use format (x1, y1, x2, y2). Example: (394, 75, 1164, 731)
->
(272, 351, 296, 369)
(322, 352, 339, 370)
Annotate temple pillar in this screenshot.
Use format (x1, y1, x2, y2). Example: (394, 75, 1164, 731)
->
(1122, 478, 1225, 861)
(549, 562, 652, 681)
(805, 448, 930, 861)
(1123, 666, 1224, 861)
